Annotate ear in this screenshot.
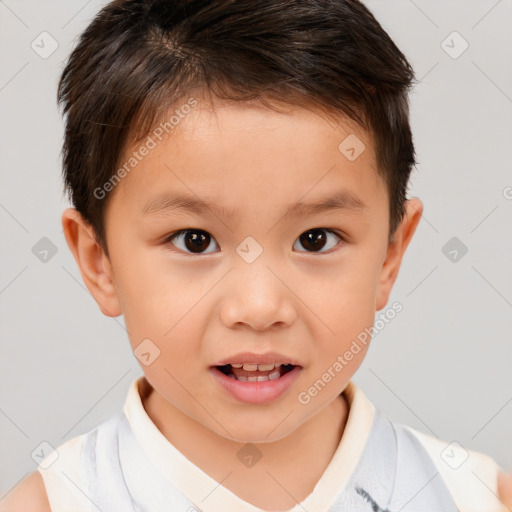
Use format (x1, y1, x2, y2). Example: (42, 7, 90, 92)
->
(61, 207, 122, 317)
(376, 197, 423, 311)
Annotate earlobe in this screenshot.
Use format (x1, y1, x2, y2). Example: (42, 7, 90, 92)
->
(61, 207, 122, 317)
(375, 197, 423, 311)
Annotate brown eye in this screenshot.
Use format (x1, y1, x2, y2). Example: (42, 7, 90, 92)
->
(168, 229, 219, 254)
(293, 228, 342, 253)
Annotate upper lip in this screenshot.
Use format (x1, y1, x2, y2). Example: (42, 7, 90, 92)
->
(212, 351, 302, 367)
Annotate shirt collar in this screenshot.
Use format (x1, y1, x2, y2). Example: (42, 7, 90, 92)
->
(122, 374, 375, 512)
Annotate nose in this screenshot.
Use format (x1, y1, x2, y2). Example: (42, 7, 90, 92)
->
(219, 259, 298, 331)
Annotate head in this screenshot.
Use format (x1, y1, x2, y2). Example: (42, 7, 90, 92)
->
(60, 0, 423, 442)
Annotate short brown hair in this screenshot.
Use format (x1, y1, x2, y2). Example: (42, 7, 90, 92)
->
(57, 0, 417, 257)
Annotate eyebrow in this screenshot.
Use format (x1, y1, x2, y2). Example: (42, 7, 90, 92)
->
(141, 189, 367, 219)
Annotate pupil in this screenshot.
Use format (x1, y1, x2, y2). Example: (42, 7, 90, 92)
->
(300, 229, 326, 252)
(185, 230, 210, 253)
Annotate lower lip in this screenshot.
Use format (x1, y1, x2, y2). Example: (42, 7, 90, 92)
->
(209, 366, 302, 404)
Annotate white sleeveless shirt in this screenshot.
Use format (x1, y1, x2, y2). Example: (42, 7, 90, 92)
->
(37, 376, 507, 512)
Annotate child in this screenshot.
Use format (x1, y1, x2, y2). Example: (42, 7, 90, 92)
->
(2, 0, 511, 510)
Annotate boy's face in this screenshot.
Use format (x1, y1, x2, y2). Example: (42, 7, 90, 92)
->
(63, 95, 422, 442)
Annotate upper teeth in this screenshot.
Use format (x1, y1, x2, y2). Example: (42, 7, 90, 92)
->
(231, 363, 283, 371)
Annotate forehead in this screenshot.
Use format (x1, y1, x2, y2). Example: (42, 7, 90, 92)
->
(109, 97, 383, 221)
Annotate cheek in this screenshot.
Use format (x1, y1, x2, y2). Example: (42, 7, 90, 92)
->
(111, 247, 183, 330)
(129, 316, 204, 401)
(314, 267, 378, 331)
(115, 266, 208, 369)
(308, 256, 380, 368)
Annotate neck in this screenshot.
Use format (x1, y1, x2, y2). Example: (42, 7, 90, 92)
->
(141, 380, 350, 510)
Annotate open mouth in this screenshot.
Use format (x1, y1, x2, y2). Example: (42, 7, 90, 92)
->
(215, 363, 297, 382)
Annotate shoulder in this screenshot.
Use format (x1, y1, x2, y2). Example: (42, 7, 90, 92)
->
(401, 424, 510, 512)
(0, 470, 52, 512)
(498, 471, 512, 508)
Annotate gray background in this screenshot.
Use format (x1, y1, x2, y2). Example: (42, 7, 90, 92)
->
(1, 0, 511, 499)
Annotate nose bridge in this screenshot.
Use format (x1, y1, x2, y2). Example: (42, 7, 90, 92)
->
(219, 241, 297, 330)
(233, 236, 284, 301)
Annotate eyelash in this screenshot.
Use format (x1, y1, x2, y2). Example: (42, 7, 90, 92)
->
(164, 228, 345, 256)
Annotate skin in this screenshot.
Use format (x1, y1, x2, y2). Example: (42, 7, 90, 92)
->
(65, 96, 420, 509)
(2, 96, 511, 511)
